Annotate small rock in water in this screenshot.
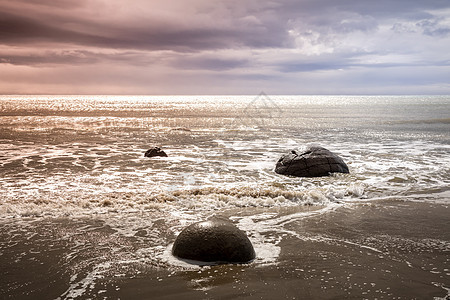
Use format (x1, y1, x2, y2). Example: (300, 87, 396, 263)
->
(144, 146, 168, 158)
(275, 145, 349, 177)
(172, 217, 255, 264)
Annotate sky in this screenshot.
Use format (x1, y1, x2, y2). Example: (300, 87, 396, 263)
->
(1, 0, 450, 95)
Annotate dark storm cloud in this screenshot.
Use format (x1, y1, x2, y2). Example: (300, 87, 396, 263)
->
(0, 0, 449, 94)
(0, 12, 86, 43)
(0, 49, 171, 67)
(1, 0, 448, 53)
(0, 3, 290, 52)
(0, 50, 97, 66)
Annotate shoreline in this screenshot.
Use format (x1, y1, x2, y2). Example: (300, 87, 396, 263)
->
(1, 199, 448, 299)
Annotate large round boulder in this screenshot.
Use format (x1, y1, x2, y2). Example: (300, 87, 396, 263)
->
(144, 146, 167, 158)
(275, 145, 349, 177)
(172, 217, 255, 264)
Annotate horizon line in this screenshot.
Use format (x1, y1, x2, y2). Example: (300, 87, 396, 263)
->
(1, 93, 449, 97)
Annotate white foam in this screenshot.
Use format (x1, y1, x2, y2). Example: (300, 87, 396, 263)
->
(160, 244, 204, 269)
(57, 262, 112, 300)
(1, 95, 449, 220)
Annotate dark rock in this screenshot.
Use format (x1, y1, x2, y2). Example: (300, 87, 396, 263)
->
(275, 145, 349, 177)
(172, 217, 255, 264)
(144, 147, 167, 157)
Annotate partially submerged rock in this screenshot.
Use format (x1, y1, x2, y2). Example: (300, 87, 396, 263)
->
(275, 146, 349, 177)
(144, 146, 167, 158)
(172, 217, 255, 264)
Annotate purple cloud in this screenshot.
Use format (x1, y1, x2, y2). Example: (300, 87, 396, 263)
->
(0, 0, 449, 94)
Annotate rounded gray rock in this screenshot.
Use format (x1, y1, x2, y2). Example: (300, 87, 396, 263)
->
(275, 146, 349, 177)
(172, 217, 255, 264)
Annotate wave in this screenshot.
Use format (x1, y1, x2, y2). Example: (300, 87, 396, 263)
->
(0, 182, 366, 219)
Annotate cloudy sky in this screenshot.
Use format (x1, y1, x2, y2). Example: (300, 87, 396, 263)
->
(1, 0, 450, 95)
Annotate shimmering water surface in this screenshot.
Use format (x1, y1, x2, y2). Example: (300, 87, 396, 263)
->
(0, 95, 449, 299)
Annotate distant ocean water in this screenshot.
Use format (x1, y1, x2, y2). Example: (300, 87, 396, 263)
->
(0, 95, 449, 299)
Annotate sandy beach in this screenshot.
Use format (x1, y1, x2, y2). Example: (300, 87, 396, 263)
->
(1, 199, 449, 299)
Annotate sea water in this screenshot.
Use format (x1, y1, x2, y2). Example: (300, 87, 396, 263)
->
(0, 95, 449, 299)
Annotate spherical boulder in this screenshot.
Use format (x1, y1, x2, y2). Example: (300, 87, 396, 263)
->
(275, 145, 349, 177)
(144, 146, 167, 158)
(172, 217, 255, 264)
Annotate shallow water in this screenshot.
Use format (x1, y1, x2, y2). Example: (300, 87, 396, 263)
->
(1, 201, 449, 299)
(0, 95, 449, 299)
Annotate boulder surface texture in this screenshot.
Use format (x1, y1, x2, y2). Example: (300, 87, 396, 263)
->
(144, 146, 167, 157)
(172, 217, 255, 264)
(275, 146, 349, 177)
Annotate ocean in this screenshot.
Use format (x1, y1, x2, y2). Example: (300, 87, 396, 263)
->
(0, 95, 449, 299)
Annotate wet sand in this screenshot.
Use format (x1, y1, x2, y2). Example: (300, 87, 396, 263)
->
(1, 199, 449, 299)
